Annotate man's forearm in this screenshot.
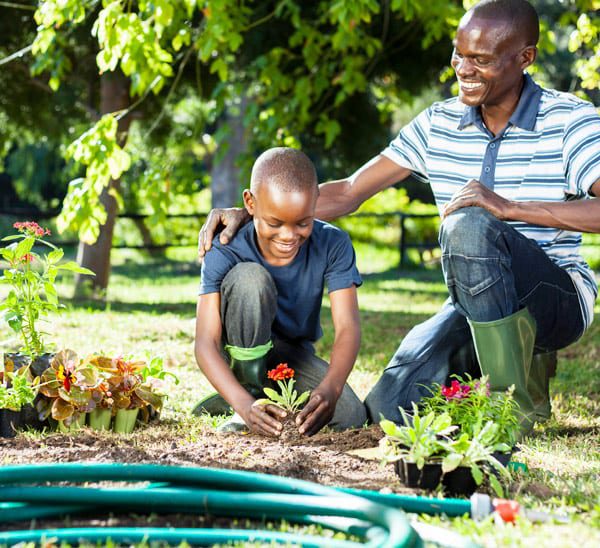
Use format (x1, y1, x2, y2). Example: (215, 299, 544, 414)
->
(508, 197, 600, 233)
(316, 155, 412, 221)
(316, 180, 360, 221)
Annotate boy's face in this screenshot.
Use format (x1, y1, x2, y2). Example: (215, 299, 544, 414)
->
(243, 182, 317, 266)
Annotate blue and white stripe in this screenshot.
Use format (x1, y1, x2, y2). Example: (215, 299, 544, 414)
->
(382, 74, 600, 329)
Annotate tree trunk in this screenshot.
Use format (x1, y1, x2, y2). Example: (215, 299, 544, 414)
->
(210, 97, 247, 208)
(74, 73, 130, 298)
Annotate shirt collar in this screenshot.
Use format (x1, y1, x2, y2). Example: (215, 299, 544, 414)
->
(458, 73, 542, 131)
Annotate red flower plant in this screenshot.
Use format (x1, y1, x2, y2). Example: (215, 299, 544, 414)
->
(441, 379, 472, 400)
(267, 363, 295, 381)
(13, 221, 51, 238)
(259, 363, 310, 413)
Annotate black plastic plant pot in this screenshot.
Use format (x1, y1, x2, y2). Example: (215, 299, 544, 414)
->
(0, 409, 23, 438)
(2, 353, 53, 436)
(3, 352, 53, 377)
(441, 466, 478, 497)
(394, 459, 443, 490)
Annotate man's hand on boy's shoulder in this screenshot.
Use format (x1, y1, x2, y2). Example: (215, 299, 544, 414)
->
(198, 207, 250, 260)
(296, 385, 339, 436)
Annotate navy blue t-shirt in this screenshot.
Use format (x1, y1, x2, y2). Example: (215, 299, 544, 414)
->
(199, 220, 362, 343)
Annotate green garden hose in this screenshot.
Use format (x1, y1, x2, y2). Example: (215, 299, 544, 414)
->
(0, 463, 418, 548)
(0, 463, 478, 547)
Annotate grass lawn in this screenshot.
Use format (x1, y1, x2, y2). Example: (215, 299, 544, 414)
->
(1, 246, 599, 547)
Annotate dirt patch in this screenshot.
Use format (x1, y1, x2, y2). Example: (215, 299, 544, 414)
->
(0, 422, 405, 493)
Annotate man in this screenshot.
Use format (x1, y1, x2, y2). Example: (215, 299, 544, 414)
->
(198, 0, 600, 435)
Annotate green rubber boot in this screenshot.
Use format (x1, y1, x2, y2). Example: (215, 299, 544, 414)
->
(192, 356, 268, 417)
(468, 308, 537, 437)
(528, 351, 557, 422)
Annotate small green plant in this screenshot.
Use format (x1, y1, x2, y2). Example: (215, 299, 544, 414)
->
(380, 403, 456, 468)
(380, 375, 519, 496)
(255, 363, 310, 413)
(0, 221, 94, 357)
(0, 367, 39, 411)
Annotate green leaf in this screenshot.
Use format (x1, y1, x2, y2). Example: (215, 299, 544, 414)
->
(489, 474, 504, 498)
(470, 463, 484, 485)
(14, 237, 35, 260)
(263, 387, 281, 401)
(57, 262, 95, 275)
(46, 249, 64, 264)
(442, 452, 463, 473)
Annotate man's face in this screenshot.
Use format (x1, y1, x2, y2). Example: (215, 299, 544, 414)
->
(451, 13, 533, 109)
(243, 183, 317, 266)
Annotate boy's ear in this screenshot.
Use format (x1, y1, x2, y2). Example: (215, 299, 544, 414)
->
(242, 189, 255, 215)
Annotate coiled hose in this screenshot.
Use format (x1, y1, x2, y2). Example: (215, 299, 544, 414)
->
(0, 463, 477, 547)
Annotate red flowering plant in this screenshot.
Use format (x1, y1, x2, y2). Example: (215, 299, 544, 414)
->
(255, 363, 310, 413)
(380, 375, 519, 496)
(0, 222, 94, 357)
(37, 349, 100, 428)
(421, 375, 520, 448)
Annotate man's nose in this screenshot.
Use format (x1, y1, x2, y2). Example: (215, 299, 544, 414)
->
(455, 57, 475, 77)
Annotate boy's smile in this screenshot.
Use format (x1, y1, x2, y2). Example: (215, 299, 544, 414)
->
(243, 183, 318, 267)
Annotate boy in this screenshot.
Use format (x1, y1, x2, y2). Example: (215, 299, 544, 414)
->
(194, 147, 366, 436)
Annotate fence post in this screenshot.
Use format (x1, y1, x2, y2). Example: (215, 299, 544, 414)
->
(399, 213, 406, 268)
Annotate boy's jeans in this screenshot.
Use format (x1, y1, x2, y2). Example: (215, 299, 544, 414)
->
(220, 262, 367, 430)
(365, 207, 586, 424)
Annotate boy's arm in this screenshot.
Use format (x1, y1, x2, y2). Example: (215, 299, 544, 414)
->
(296, 286, 361, 436)
(194, 293, 285, 436)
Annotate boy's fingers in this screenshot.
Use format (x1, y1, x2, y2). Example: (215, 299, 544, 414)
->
(297, 395, 321, 423)
(197, 211, 223, 259)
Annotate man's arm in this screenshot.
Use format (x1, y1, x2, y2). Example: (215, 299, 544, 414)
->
(443, 179, 600, 233)
(316, 155, 412, 221)
(194, 294, 285, 436)
(295, 286, 361, 436)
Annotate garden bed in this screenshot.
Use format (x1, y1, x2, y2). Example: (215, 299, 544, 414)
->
(0, 423, 400, 493)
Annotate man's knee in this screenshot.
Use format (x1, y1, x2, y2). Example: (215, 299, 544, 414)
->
(439, 206, 499, 255)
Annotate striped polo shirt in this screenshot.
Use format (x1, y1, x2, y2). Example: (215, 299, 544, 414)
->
(382, 73, 600, 329)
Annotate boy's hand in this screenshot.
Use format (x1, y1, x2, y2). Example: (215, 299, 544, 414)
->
(296, 385, 338, 436)
(242, 401, 287, 437)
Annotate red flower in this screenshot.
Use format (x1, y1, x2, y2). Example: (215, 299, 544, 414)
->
(57, 363, 77, 392)
(21, 253, 34, 264)
(267, 363, 295, 381)
(441, 380, 472, 400)
(13, 221, 51, 238)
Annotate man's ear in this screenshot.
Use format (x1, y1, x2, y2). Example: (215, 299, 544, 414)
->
(242, 189, 255, 215)
(520, 45, 537, 70)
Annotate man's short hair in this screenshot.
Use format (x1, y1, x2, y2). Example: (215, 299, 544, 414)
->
(251, 147, 318, 193)
(470, 0, 539, 47)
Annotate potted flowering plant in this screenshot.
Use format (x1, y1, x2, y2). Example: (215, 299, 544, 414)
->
(37, 349, 100, 432)
(380, 375, 518, 497)
(0, 221, 94, 373)
(89, 354, 167, 433)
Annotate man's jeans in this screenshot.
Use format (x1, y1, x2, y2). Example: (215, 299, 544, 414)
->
(365, 207, 585, 424)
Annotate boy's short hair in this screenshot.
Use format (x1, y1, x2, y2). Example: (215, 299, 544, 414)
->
(250, 147, 318, 193)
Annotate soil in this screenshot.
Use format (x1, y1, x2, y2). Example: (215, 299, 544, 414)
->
(0, 422, 403, 492)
